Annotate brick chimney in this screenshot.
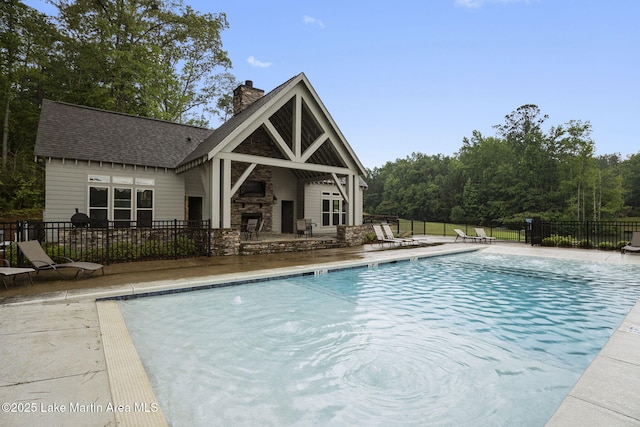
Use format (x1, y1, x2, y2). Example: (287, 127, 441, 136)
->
(233, 80, 265, 115)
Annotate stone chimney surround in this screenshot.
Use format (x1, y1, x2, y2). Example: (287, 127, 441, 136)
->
(233, 80, 265, 115)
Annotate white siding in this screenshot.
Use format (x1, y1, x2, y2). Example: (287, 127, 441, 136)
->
(183, 165, 210, 220)
(43, 159, 185, 222)
(304, 181, 365, 232)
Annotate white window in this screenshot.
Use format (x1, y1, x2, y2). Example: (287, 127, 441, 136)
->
(87, 175, 155, 226)
(322, 195, 345, 226)
(88, 175, 110, 183)
(89, 186, 108, 223)
(136, 189, 153, 226)
(113, 187, 132, 224)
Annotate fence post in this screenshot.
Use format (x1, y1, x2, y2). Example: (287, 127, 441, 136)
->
(105, 222, 111, 265)
(173, 219, 178, 260)
(206, 220, 212, 257)
(16, 221, 24, 266)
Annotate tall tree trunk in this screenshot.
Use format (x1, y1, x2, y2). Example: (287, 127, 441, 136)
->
(2, 89, 9, 170)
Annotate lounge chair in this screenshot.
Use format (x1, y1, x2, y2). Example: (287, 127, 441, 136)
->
(382, 223, 418, 245)
(454, 229, 482, 243)
(17, 240, 104, 279)
(622, 232, 640, 254)
(474, 228, 496, 244)
(373, 224, 404, 246)
(1, 259, 35, 289)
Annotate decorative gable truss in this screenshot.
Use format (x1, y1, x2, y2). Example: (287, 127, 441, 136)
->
(206, 74, 366, 228)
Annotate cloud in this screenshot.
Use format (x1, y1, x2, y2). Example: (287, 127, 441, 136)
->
(455, 0, 534, 7)
(247, 56, 272, 68)
(303, 15, 325, 29)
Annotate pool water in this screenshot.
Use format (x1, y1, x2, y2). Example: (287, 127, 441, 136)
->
(119, 252, 640, 426)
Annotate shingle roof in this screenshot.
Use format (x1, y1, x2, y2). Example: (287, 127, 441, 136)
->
(35, 100, 214, 169)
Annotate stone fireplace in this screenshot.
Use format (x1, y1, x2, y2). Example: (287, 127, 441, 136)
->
(231, 163, 273, 232)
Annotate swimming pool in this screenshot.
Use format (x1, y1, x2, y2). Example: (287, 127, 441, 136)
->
(118, 252, 640, 426)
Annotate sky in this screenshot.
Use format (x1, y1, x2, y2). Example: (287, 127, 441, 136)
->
(23, 0, 640, 168)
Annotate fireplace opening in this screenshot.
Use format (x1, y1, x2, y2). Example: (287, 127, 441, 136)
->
(241, 213, 262, 229)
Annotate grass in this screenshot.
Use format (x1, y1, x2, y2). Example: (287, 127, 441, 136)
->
(396, 220, 527, 242)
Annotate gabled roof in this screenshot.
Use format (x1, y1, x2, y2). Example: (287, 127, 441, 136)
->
(179, 75, 298, 167)
(179, 73, 367, 177)
(35, 100, 213, 169)
(35, 73, 367, 177)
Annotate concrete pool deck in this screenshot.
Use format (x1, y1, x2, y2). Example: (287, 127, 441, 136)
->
(1, 239, 639, 426)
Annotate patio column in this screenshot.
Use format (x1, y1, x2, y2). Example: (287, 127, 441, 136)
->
(211, 157, 232, 228)
(221, 158, 232, 228)
(211, 158, 221, 228)
(351, 174, 362, 226)
(345, 174, 355, 226)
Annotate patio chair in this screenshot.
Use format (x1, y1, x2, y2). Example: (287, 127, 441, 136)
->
(17, 240, 104, 279)
(453, 229, 482, 243)
(1, 259, 35, 289)
(382, 223, 418, 245)
(474, 228, 496, 244)
(372, 224, 404, 246)
(244, 219, 259, 240)
(296, 219, 309, 238)
(622, 232, 640, 254)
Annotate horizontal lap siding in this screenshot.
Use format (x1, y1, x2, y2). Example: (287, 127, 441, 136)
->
(43, 160, 185, 222)
(305, 183, 330, 233)
(45, 162, 87, 222)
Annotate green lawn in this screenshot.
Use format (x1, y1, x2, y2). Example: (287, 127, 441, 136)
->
(396, 220, 526, 242)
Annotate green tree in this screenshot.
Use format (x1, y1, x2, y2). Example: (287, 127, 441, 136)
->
(0, 1, 59, 210)
(50, 0, 235, 124)
(621, 152, 640, 214)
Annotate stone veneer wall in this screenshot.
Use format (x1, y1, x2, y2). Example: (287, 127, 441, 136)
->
(336, 224, 374, 247)
(231, 127, 282, 232)
(210, 228, 240, 256)
(208, 225, 372, 257)
(240, 237, 343, 255)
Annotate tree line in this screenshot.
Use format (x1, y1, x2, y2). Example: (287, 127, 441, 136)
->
(364, 105, 640, 223)
(1, 0, 235, 213)
(3, 2, 639, 223)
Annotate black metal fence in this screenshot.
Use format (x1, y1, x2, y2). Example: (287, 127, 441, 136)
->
(392, 218, 639, 249)
(0, 220, 211, 266)
(530, 220, 640, 248)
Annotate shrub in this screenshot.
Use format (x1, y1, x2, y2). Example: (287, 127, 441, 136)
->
(557, 237, 574, 247)
(541, 235, 574, 247)
(598, 241, 615, 251)
(578, 239, 594, 249)
(108, 242, 135, 262)
(364, 232, 376, 244)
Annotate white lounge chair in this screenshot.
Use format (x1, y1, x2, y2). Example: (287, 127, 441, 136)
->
(474, 228, 496, 244)
(622, 232, 640, 254)
(382, 224, 418, 245)
(373, 224, 404, 246)
(17, 240, 104, 279)
(454, 229, 482, 243)
(0, 259, 35, 289)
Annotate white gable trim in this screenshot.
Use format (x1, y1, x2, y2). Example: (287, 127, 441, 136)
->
(206, 74, 366, 177)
